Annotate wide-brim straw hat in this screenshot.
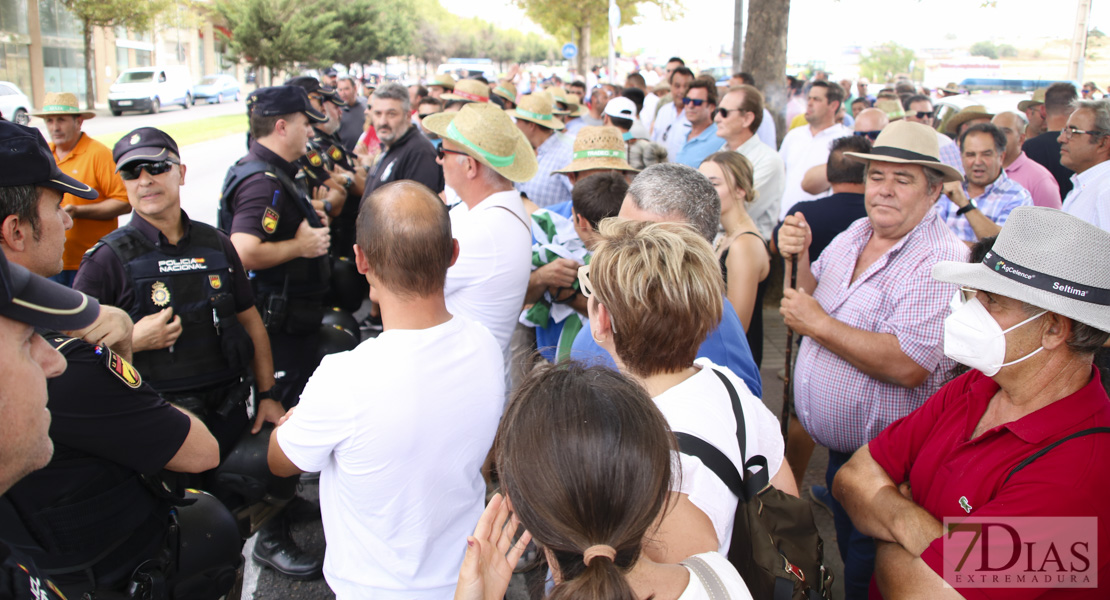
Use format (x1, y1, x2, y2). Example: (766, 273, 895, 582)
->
(944, 105, 994, 135)
(933, 207, 1110, 333)
(1017, 88, 1047, 112)
(509, 94, 564, 130)
(844, 120, 963, 182)
(430, 74, 456, 90)
(441, 79, 490, 103)
(875, 99, 905, 121)
(492, 81, 517, 104)
(32, 92, 95, 119)
(941, 82, 961, 95)
(423, 102, 537, 182)
(552, 126, 638, 174)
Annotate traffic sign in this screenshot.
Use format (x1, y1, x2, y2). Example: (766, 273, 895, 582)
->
(562, 43, 578, 60)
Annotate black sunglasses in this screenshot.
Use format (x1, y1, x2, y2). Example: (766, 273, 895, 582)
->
(682, 98, 707, 107)
(715, 107, 747, 119)
(417, 113, 438, 120)
(119, 160, 178, 181)
(853, 130, 881, 141)
(913, 111, 934, 120)
(436, 147, 469, 161)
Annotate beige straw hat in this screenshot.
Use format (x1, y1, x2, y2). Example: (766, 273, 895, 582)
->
(933, 207, 1110, 333)
(32, 92, 95, 119)
(552, 126, 638, 174)
(945, 105, 994, 135)
(875, 99, 905, 121)
(423, 102, 538, 182)
(551, 88, 585, 117)
(1017, 88, 1047, 112)
(492, 81, 517, 104)
(441, 79, 490, 103)
(430, 74, 456, 90)
(509, 94, 564, 130)
(844, 120, 963, 182)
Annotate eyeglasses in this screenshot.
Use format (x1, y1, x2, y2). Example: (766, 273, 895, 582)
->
(436, 147, 469, 161)
(715, 107, 747, 119)
(682, 98, 708, 107)
(417, 113, 438, 120)
(577, 264, 615, 333)
(853, 130, 881, 141)
(953, 286, 979, 305)
(119, 160, 178, 181)
(913, 111, 934, 120)
(1062, 126, 1107, 140)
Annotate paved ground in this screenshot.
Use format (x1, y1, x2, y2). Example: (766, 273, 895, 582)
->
(244, 306, 846, 599)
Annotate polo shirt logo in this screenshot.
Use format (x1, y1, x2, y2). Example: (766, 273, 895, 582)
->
(959, 496, 972, 513)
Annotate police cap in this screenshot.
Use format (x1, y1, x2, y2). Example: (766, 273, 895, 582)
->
(285, 76, 341, 105)
(0, 120, 97, 199)
(246, 86, 326, 123)
(113, 127, 180, 171)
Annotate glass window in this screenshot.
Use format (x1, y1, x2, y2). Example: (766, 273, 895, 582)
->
(135, 49, 151, 67)
(0, 43, 33, 93)
(0, 0, 29, 35)
(117, 70, 153, 83)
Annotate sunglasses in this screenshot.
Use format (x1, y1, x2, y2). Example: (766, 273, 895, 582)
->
(682, 98, 708, 107)
(119, 160, 178, 181)
(715, 107, 746, 119)
(436, 147, 469, 161)
(417, 113, 438, 120)
(577, 264, 616, 333)
(913, 111, 934, 120)
(853, 130, 881, 141)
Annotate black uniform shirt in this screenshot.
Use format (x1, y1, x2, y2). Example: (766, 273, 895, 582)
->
(0, 541, 65, 600)
(227, 142, 307, 242)
(1022, 130, 1074, 198)
(74, 211, 254, 315)
(363, 125, 444, 198)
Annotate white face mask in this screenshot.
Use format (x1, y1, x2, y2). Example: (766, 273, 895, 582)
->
(944, 296, 1047, 377)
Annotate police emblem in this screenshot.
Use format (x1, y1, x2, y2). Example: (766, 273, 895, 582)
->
(130, 133, 141, 145)
(262, 207, 279, 234)
(329, 145, 343, 161)
(103, 345, 142, 388)
(209, 275, 222, 289)
(151, 281, 171, 307)
(307, 150, 323, 167)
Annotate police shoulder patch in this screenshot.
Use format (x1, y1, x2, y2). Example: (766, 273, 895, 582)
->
(262, 207, 279, 234)
(100, 345, 142, 388)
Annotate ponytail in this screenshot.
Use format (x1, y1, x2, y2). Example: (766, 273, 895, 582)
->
(548, 546, 636, 600)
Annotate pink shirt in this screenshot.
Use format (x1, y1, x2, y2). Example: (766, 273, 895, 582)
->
(1005, 151, 1062, 209)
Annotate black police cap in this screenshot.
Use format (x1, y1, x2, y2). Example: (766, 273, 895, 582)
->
(284, 76, 341, 105)
(246, 86, 326, 123)
(113, 127, 181, 171)
(0, 120, 97, 200)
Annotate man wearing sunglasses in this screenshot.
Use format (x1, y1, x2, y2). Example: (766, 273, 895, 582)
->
(903, 94, 963, 175)
(673, 78, 723, 169)
(715, 85, 785, 240)
(1059, 99, 1110, 232)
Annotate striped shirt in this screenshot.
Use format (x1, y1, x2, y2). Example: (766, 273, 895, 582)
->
(794, 209, 967, 453)
(515, 132, 574, 209)
(935, 171, 1032, 242)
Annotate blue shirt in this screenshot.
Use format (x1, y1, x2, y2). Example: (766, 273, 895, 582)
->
(935, 171, 1032, 242)
(674, 122, 725, 168)
(569, 297, 763, 398)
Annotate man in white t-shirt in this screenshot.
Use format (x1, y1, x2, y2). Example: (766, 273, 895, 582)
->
(268, 181, 505, 599)
(651, 66, 695, 161)
(778, 81, 852, 220)
(422, 102, 537, 363)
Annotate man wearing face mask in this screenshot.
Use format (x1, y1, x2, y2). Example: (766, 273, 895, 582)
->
(835, 207, 1110, 599)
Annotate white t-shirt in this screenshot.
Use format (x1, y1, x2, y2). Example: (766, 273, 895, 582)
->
(445, 190, 532, 363)
(678, 552, 755, 600)
(276, 316, 505, 600)
(653, 358, 785, 554)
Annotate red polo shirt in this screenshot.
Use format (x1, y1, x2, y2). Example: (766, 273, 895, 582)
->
(870, 368, 1110, 599)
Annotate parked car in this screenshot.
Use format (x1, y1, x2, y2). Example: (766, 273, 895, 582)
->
(0, 81, 31, 125)
(934, 92, 1030, 136)
(108, 66, 193, 115)
(192, 74, 240, 104)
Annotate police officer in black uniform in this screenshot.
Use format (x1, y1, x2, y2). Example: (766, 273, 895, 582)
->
(218, 87, 330, 579)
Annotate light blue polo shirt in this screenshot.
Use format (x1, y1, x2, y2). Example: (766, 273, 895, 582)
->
(674, 122, 726, 168)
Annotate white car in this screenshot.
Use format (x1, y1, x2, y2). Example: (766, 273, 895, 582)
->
(0, 81, 31, 125)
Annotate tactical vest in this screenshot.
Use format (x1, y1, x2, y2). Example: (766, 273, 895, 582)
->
(97, 224, 242, 393)
(219, 160, 331, 298)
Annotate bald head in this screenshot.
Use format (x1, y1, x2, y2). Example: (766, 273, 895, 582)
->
(854, 108, 890, 134)
(992, 111, 1028, 164)
(355, 181, 454, 297)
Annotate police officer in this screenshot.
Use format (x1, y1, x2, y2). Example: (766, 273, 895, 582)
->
(218, 87, 330, 579)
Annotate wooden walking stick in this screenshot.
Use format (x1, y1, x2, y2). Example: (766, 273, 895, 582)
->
(780, 254, 798, 444)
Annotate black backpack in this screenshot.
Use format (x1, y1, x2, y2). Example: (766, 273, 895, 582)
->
(675, 369, 833, 600)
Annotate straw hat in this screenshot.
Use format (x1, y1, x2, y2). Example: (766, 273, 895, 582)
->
(941, 82, 961, 95)
(875, 99, 905, 121)
(933, 207, 1110, 333)
(1017, 88, 1047, 112)
(422, 102, 537, 182)
(492, 81, 517, 104)
(944, 105, 995, 135)
(430, 74, 456, 91)
(844, 120, 963, 182)
(441, 79, 490, 103)
(31, 92, 95, 119)
(509, 94, 564, 130)
(552, 126, 638, 174)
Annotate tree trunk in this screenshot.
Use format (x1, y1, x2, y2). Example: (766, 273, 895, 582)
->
(577, 24, 589, 80)
(731, 0, 743, 74)
(743, 0, 789, 147)
(83, 20, 96, 110)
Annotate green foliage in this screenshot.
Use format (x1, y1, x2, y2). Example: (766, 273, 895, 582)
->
(59, 0, 168, 32)
(511, 0, 678, 66)
(970, 41, 998, 59)
(319, 0, 415, 66)
(858, 41, 915, 82)
(406, 0, 560, 71)
(213, 0, 341, 79)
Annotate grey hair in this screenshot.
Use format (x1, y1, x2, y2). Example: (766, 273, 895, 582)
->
(1075, 99, 1110, 138)
(922, 166, 945, 196)
(372, 82, 411, 114)
(626, 163, 720, 242)
(1018, 301, 1109, 356)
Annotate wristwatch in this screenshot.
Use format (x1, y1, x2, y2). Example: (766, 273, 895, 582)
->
(343, 174, 353, 190)
(956, 198, 978, 216)
(257, 389, 273, 401)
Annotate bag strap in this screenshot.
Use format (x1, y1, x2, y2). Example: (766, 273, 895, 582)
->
(1002, 427, 1110, 485)
(681, 555, 733, 600)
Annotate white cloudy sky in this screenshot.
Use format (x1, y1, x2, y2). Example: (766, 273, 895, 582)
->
(439, 0, 1108, 67)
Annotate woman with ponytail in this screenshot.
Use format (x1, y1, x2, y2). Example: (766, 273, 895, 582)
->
(454, 362, 753, 600)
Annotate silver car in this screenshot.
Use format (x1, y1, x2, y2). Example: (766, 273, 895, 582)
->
(0, 81, 31, 125)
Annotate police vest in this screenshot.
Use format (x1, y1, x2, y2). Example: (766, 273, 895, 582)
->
(219, 160, 331, 298)
(97, 223, 242, 393)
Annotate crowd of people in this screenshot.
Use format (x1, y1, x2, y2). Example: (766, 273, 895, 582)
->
(0, 55, 1108, 600)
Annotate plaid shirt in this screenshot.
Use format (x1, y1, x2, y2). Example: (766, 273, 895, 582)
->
(515, 132, 574, 209)
(935, 171, 1032, 242)
(936, 132, 963, 174)
(794, 209, 968, 453)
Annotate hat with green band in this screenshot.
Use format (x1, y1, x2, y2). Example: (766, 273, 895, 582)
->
(509, 94, 565, 130)
(492, 81, 517, 105)
(422, 102, 538, 182)
(31, 92, 96, 119)
(553, 126, 639, 174)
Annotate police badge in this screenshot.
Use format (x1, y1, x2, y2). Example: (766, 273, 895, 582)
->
(151, 281, 171, 307)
